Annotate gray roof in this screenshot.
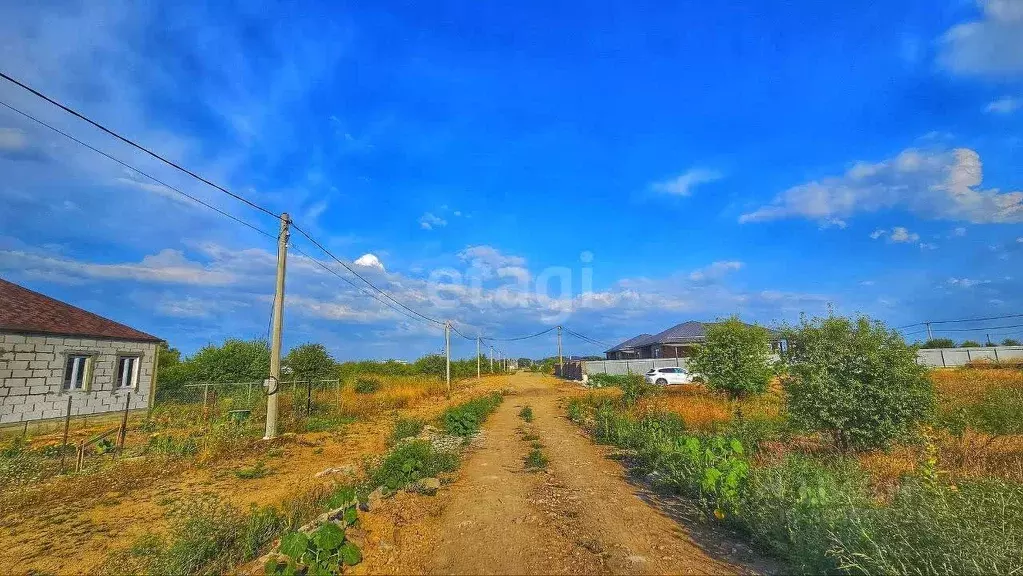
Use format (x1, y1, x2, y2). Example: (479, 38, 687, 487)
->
(605, 333, 654, 353)
(608, 320, 780, 352)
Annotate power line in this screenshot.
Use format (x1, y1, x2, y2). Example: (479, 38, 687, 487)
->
(448, 322, 476, 341)
(482, 326, 557, 342)
(929, 322, 1023, 334)
(0, 99, 278, 241)
(0, 70, 280, 219)
(898, 312, 1023, 329)
(290, 223, 445, 327)
(289, 244, 444, 329)
(563, 327, 612, 348)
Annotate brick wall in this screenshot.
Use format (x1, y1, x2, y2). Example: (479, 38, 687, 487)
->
(0, 333, 156, 425)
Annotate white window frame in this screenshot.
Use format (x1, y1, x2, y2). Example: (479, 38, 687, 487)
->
(116, 355, 142, 390)
(64, 354, 93, 391)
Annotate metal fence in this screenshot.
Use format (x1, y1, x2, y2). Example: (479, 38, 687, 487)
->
(578, 358, 691, 377)
(915, 346, 1023, 367)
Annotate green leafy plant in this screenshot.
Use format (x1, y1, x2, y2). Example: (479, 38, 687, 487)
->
(960, 340, 982, 348)
(566, 399, 585, 423)
(441, 393, 503, 437)
(783, 314, 935, 451)
(688, 316, 774, 401)
(524, 447, 548, 470)
(370, 440, 459, 492)
(518, 406, 534, 422)
(922, 338, 956, 349)
(389, 418, 425, 445)
(353, 377, 380, 394)
(95, 438, 116, 455)
(266, 523, 362, 576)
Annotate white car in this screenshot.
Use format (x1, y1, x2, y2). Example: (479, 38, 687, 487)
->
(644, 367, 694, 385)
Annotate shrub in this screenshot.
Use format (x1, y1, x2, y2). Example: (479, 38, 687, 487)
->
(389, 418, 425, 445)
(960, 340, 982, 348)
(441, 393, 503, 437)
(688, 316, 774, 400)
(566, 399, 585, 423)
(619, 374, 655, 406)
(922, 338, 956, 349)
(524, 448, 549, 470)
(370, 440, 459, 492)
(353, 377, 380, 394)
(518, 406, 534, 422)
(783, 314, 935, 451)
(1002, 338, 1021, 346)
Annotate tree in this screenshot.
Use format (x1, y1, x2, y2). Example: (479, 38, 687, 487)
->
(517, 357, 533, 367)
(284, 343, 336, 381)
(187, 338, 270, 383)
(783, 315, 934, 451)
(688, 316, 774, 400)
(921, 338, 955, 349)
(960, 340, 982, 348)
(1002, 338, 1021, 346)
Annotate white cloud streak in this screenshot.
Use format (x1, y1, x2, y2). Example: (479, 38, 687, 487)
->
(651, 168, 723, 197)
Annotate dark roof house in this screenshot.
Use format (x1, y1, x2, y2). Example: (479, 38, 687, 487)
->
(605, 320, 780, 360)
(0, 278, 161, 342)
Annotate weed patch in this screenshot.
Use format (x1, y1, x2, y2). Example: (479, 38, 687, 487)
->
(235, 460, 271, 480)
(525, 447, 549, 470)
(370, 440, 459, 492)
(518, 406, 534, 422)
(389, 418, 426, 445)
(441, 392, 503, 437)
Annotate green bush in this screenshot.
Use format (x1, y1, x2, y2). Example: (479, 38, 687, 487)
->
(566, 399, 585, 423)
(922, 338, 956, 349)
(688, 316, 774, 400)
(960, 340, 982, 348)
(370, 440, 459, 492)
(441, 393, 503, 437)
(389, 418, 426, 445)
(524, 447, 549, 470)
(518, 406, 534, 422)
(783, 314, 935, 451)
(353, 377, 380, 394)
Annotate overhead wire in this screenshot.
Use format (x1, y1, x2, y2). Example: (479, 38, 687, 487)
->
(562, 327, 613, 348)
(0, 99, 278, 241)
(481, 326, 557, 342)
(0, 71, 280, 219)
(898, 312, 1023, 329)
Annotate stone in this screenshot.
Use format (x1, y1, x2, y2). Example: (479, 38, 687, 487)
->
(360, 487, 385, 512)
(415, 477, 442, 495)
(314, 465, 356, 478)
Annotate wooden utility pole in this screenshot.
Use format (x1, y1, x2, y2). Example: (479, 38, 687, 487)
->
(264, 213, 291, 440)
(557, 325, 563, 376)
(476, 336, 481, 380)
(444, 321, 451, 398)
(490, 345, 494, 371)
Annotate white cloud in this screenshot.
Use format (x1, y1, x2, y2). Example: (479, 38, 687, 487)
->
(870, 229, 886, 240)
(0, 248, 237, 286)
(948, 277, 990, 288)
(890, 227, 920, 243)
(740, 147, 1023, 225)
(0, 128, 28, 152)
(353, 253, 384, 271)
(939, 0, 1023, 77)
(688, 261, 744, 282)
(651, 168, 722, 197)
(458, 245, 527, 270)
(919, 242, 938, 250)
(985, 96, 1022, 114)
(419, 212, 447, 230)
(953, 226, 967, 237)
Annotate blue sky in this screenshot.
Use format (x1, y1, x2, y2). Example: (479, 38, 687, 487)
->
(1, 0, 1022, 360)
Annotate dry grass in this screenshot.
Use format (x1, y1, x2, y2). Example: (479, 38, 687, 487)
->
(931, 367, 1023, 403)
(637, 382, 782, 430)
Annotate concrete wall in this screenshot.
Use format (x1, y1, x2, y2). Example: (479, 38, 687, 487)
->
(0, 333, 156, 425)
(916, 346, 1023, 367)
(582, 357, 692, 376)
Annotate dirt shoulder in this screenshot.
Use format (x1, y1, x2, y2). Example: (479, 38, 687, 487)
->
(360, 372, 776, 575)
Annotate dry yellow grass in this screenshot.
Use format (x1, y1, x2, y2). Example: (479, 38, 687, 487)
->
(638, 383, 782, 430)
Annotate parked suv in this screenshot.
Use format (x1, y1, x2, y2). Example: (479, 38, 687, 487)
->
(644, 367, 694, 385)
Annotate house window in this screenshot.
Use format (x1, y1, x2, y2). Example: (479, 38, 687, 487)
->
(64, 355, 93, 390)
(116, 356, 141, 389)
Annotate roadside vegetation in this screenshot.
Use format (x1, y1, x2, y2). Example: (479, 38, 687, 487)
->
(567, 313, 1023, 574)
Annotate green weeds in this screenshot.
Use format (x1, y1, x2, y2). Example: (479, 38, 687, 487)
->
(389, 418, 426, 445)
(442, 392, 503, 437)
(370, 439, 459, 492)
(525, 447, 549, 470)
(518, 406, 534, 422)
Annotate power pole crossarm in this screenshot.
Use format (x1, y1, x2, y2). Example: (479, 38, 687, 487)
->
(264, 213, 291, 440)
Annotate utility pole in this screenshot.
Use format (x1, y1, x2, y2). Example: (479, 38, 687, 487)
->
(444, 321, 451, 398)
(490, 345, 494, 371)
(926, 322, 933, 341)
(557, 325, 563, 377)
(476, 336, 481, 380)
(264, 213, 291, 440)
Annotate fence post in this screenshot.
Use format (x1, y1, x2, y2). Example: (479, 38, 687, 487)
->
(994, 347, 1000, 363)
(306, 381, 313, 416)
(247, 381, 253, 407)
(60, 396, 72, 473)
(940, 349, 946, 368)
(118, 392, 131, 451)
(966, 348, 972, 363)
(202, 383, 210, 421)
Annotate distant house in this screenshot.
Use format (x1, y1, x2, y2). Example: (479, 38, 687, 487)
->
(0, 279, 161, 425)
(605, 320, 781, 360)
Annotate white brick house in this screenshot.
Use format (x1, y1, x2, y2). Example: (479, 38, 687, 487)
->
(0, 278, 161, 425)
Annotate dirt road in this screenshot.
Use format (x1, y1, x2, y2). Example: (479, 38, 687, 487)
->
(359, 372, 775, 575)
